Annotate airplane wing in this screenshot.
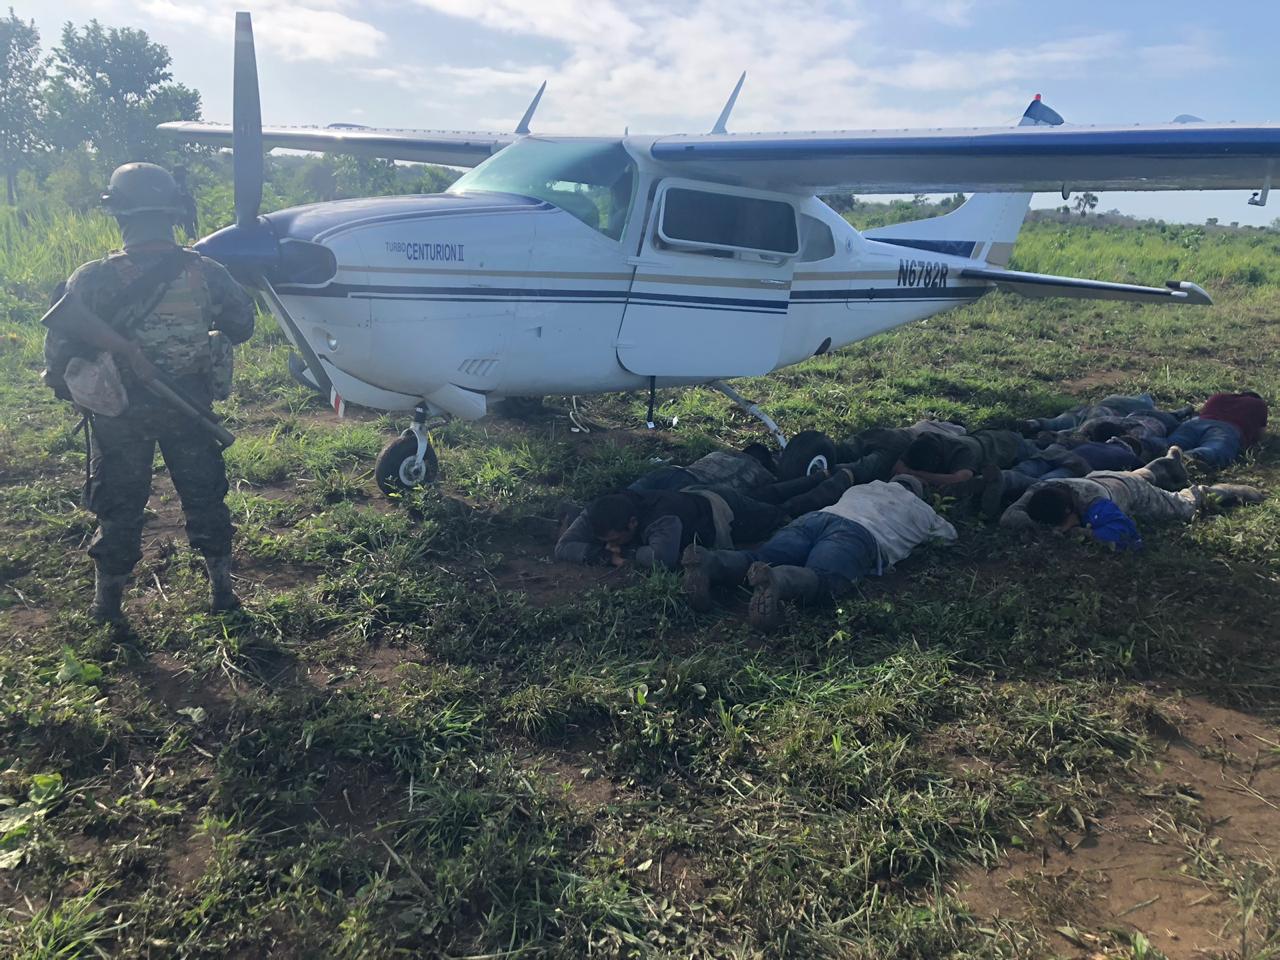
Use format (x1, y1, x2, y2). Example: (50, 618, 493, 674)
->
(648, 123, 1280, 194)
(158, 121, 517, 167)
(960, 266, 1213, 305)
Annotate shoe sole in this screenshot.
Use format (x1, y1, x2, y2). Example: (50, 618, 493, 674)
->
(746, 562, 782, 632)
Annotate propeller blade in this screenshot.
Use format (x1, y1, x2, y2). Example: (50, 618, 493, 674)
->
(233, 11, 263, 227)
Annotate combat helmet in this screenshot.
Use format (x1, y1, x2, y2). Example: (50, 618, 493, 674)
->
(101, 162, 185, 217)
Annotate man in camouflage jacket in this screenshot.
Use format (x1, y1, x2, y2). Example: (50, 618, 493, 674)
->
(43, 162, 255, 624)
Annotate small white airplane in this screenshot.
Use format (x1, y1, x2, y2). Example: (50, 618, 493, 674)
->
(161, 13, 1280, 493)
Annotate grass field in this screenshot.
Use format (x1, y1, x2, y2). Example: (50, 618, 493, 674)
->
(1, 205, 1279, 959)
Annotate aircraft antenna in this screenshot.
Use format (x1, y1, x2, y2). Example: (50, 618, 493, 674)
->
(515, 81, 547, 135)
(710, 71, 746, 135)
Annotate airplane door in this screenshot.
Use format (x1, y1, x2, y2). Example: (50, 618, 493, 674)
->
(617, 180, 796, 379)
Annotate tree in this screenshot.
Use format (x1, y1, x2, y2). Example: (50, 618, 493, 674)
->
(331, 154, 397, 198)
(45, 20, 200, 170)
(1073, 191, 1098, 217)
(0, 8, 45, 204)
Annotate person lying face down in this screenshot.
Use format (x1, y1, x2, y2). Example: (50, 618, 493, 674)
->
(1023, 393, 1192, 434)
(554, 487, 789, 570)
(999, 446, 1265, 545)
(1161, 391, 1269, 468)
(680, 475, 957, 632)
(832, 420, 968, 485)
(894, 429, 1037, 490)
(970, 439, 1152, 519)
(627, 443, 779, 494)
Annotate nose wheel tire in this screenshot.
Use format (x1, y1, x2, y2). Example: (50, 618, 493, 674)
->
(778, 430, 837, 480)
(375, 431, 440, 495)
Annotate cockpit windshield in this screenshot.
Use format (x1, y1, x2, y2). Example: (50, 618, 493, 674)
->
(448, 138, 635, 241)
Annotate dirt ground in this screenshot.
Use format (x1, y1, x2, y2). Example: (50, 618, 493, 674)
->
(957, 696, 1280, 958)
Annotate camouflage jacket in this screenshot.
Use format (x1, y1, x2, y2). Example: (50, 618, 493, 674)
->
(54, 247, 254, 413)
(684, 450, 777, 491)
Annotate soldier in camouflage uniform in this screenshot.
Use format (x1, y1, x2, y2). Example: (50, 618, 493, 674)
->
(43, 163, 255, 623)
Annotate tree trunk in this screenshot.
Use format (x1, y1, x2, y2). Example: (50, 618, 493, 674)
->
(4, 169, 15, 206)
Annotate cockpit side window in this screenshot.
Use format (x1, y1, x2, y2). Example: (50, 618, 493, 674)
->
(448, 139, 636, 240)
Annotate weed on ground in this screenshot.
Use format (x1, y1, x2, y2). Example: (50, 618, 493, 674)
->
(2, 213, 1279, 957)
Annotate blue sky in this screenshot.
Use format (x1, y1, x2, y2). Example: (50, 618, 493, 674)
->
(15, 0, 1277, 225)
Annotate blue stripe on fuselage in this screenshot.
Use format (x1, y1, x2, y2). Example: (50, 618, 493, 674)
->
(274, 280, 987, 311)
(868, 237, 979, 257)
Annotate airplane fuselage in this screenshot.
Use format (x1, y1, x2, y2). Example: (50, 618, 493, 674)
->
(248, 137, 993, 418)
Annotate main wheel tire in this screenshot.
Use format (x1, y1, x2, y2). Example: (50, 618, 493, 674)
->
(778, 430, 837, 480)
(375, 431, 440, 495)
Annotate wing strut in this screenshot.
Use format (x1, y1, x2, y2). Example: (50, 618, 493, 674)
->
(710, 72, 746, 135)
(515, 81, 547, 135)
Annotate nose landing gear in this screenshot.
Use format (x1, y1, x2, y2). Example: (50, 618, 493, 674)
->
(375, 402, 442, 495)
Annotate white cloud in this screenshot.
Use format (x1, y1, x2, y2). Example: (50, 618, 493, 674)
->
(132, 0, 386, 62)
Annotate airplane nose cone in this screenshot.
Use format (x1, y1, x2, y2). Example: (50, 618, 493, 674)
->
(195, 220, 337, 286)
(195, 219, 280, 281)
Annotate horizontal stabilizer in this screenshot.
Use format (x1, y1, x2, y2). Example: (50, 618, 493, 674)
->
(959, 267, 1213, 305)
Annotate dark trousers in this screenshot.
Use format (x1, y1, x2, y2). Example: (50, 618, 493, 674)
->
(87, 414, 233, 575)
(715, 489, 790, 544)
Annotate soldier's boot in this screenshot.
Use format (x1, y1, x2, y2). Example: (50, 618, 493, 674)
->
(681, 545, 750, 613)
(747, 562, 821, 633)
(1201, 483, 1266, 511)
(1134, 446, 1188, 491)
(204, 555, 241, 613)
(90, 566, 129, 625)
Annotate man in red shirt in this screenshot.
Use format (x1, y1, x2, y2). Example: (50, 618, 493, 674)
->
(1165, 391, 1268, 467)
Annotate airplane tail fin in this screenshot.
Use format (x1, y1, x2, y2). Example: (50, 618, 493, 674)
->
(864, 97, 1064, 266)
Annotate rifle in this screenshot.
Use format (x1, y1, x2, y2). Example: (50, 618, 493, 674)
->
(42, 290, 236, 449)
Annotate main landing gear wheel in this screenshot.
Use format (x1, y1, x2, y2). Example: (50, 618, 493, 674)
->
(778, 430, 837, 479)
(375, 431, 440, 495)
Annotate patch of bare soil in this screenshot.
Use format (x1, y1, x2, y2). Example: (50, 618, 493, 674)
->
(164, 829, 215, 890)
(957, 695, 1280, 959)
(141, 653, 237, 724)
(1060, 368, 1135, 394)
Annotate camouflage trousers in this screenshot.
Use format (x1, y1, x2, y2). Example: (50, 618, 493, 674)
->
(86, 413, 233, 575)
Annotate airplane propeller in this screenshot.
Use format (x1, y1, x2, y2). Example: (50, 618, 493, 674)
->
(232, 11, 264, 227)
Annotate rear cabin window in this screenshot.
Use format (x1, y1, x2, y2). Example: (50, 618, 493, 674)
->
(660, 188, 798, 256)
(798, 215, 836, 261)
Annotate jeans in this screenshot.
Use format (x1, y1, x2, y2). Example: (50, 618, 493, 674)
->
(740, 512, 880, 593)
(1164, 418, 1243, 468)
(628, 466, 700, 493)
(1037, 393, 1156, 431)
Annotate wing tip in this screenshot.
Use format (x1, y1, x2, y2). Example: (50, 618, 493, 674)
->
(1166, 280, 1214, 305)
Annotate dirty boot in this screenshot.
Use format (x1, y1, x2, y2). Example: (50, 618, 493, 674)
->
(1202, 483, 1266, 511)
(205, 555, 241, 613)
(746, 562, 821, 632)
(90, 567, 129, 624)
(682, 544, 750, 612)
(1135, 445, 1188, 491)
